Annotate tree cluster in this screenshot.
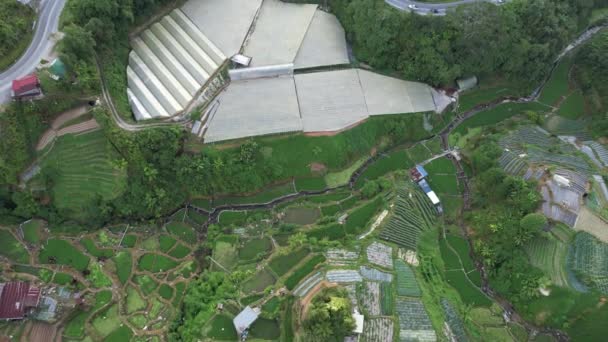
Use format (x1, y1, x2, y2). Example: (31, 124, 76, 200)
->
(464, 136, 547, 303)
(0, 0, 34, 60)
(575, 30, 608, 137)
(330, 0, 603, 88)
(303, 287, 356, 341)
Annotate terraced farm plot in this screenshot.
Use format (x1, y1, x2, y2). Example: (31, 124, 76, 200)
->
(407, 143, 433, 164)
(159, 235, 177, 253)
(284, 254, 326, 290)
(81, 238, 113, 259)
(427, 174, 459, 195)
(395, 260, 421, 297)
(112, 251, 132, 285)
(362, 317, 394, 342)
(135, 275, 159, 296)
(206, 314, 238, 340)
(558, 91, 585, 119)
(238, 237, 272, 261)
(166, 222, 197, 243)
(268, 248, 309, 277)
(283, 206, 321, 225)
(39, 130, 126, 214)
(568, 232, 608, 294)
(395, 298, 436, 342)
(575, 207, 608, 243)
(39, 239, 90, 271)
(307, 223, 346, 241)
(0, 230, 29, 264)
(21, 220, 43, 244)
(355, 150, 413, 188)
(441, 299, 468, 342)
(212, 240, 238, 270)
(366, 241, 393, 269)
(92, 305, 121, 338)
(380, 282, 394, 315)
(360, 266, 393, 282)
(168, 243, 191, 259)
(250, 318, 280, 340)
(453, 102, 549, 136)
(445, 270, 491, 307)
(539, 55, 573, 106)
(242, 268, 276, 294)
(138, 254, 179, 273)
(63, 311, 88, 339)
(525, 235, 570, 287)
(127, 287, 146, 314)
(360, 282, 381, 316)
(380, 184, 437, 250)
(345, 197, 384, 235)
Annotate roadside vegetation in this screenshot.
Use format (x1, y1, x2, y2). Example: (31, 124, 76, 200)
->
(0, 0, 35, 71)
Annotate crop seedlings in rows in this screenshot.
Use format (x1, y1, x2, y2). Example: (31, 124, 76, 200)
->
(326, 269, 363, 283)
(293, 272, 324, 297)
(325, 249, 359, 265)
(360, 266, 393, 283)
(395, 298, 436, 342)
(441, 299, 468, 342)
(360, 282, 381, 316)
(362, 317, 394, 342)
(366, 242, 393, 269)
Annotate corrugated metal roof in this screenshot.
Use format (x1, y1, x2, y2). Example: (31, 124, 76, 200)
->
(0, 282, 41, 320)
(12, 75, 40, 96)
(233, 306, 259, 333)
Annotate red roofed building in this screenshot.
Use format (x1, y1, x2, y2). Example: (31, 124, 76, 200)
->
(0, 282, 41, 320)
(11, 75, 41, 99)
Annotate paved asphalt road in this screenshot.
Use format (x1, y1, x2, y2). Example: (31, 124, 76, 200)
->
(386, 0, 506, 15)
(0, 0, 66, 104)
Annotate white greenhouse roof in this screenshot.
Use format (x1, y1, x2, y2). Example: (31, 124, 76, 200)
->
(426, 191, 440, 205)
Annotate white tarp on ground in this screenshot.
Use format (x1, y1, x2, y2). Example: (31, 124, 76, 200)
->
(182, 0, 262, 57)
(244, 0, 317, 67)
(294, 10, 349, 69)
(357, 69, 436, 115)
(204, 76, 302, 143)
(295, 69, 369, 132)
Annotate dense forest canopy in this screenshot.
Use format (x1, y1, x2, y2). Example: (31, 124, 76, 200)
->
(330, 0, 608, 88)
(0, 0, 34, 60)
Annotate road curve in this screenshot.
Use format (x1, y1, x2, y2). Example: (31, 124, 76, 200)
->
(386, 0, 506, 15)
(0, 0, 66, 104)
